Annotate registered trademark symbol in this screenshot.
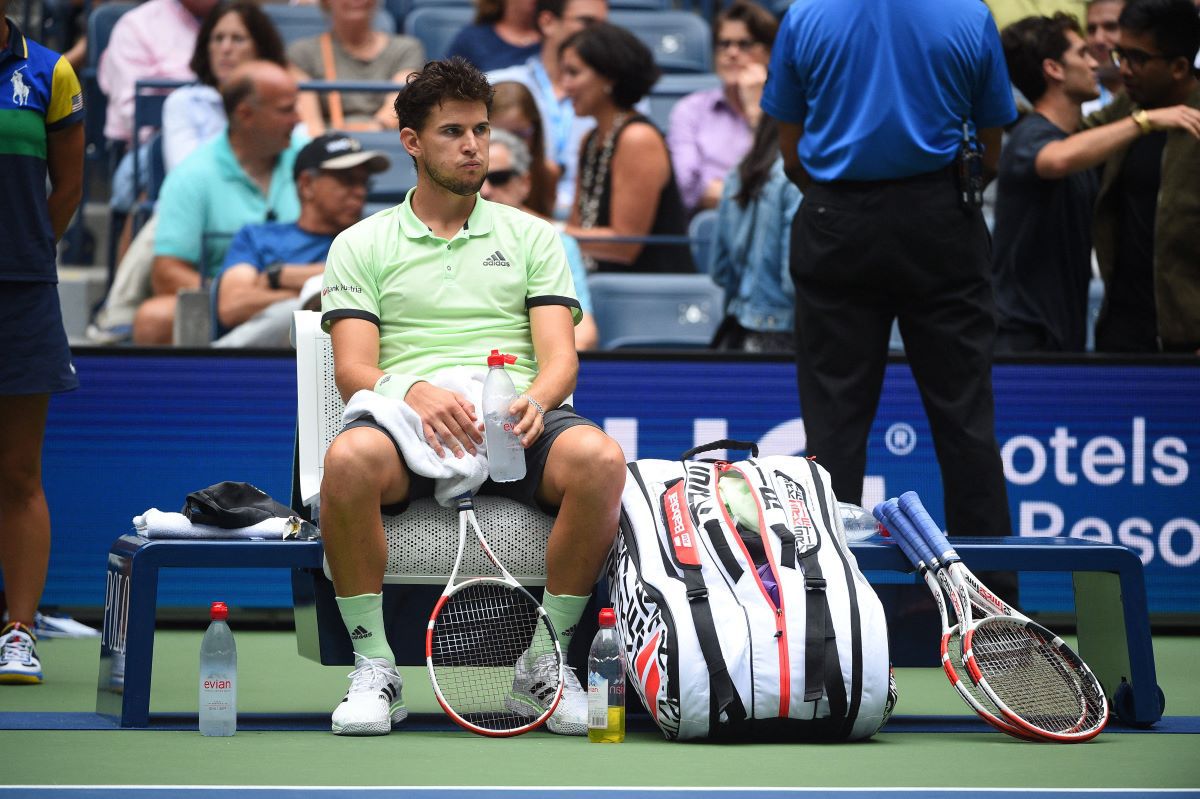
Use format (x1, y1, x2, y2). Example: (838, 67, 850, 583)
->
(885, 423, 917, 456)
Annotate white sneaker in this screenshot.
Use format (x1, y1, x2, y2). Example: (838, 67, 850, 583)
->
(507, 651, 587, 736)
(331, 654, 407, 736)
(2, 610, 100, 639)
(0, 623, 43, 685)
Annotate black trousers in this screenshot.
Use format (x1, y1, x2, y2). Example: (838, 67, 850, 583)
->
(790, 170, 1013, 545)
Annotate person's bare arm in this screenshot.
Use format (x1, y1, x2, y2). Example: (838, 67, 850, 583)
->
(1035, 105, 1200, 179)
(514, 304, 579, 447)
(289, 64, 326, 137)
(565, 124, 671, 265)
(216, 263, 321, 329)
(776, 120, 810, 190)
(979, 126, 1003, 186)
(150, 255, 201, 296)
(46, 123, 84, 240)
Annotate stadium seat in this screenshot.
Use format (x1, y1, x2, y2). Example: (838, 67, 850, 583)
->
(350, 131, 419, 203)
(610, 10, 712, 73)
(587, 272, 724, 349)
(687, 208, 718, 274)
(404, 6, 473, 61)
(262, 4, 395, 46)
(647, 72, 721, 132)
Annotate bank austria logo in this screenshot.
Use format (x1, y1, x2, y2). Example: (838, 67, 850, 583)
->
(1002, 417, 1195, 568)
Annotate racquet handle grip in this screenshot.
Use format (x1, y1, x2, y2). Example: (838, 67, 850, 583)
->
(898, 491, 958, 565)
(875, 500, 924, 570)
(881, 500, 940, 569)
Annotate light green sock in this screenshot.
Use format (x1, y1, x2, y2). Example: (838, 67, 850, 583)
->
(335, 593, 395, 663)
(533, 591, 590, 659)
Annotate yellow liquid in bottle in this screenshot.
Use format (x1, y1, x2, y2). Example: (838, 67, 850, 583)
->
(588, 706, 625, 743)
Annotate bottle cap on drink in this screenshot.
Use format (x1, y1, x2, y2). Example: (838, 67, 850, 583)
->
(210, 601, 229, 621)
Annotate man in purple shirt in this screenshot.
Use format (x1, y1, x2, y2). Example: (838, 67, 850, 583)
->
(667, 0, 777, 214)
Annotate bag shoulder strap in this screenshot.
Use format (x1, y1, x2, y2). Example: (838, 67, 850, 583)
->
(319, 33, 346, 131)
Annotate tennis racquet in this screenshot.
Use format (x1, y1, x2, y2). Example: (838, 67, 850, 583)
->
(425, 493, 564, 736)
(897, 491, 1108, 742)
(875, 500, 1038, 740)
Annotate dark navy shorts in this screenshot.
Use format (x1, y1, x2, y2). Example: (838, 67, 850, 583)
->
(0, 281, 80, 396)
(343, 404, 600, 515)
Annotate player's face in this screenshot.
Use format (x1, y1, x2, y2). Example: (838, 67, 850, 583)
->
(1058, 30, 1100, 103)
(409, 100, 491, 197)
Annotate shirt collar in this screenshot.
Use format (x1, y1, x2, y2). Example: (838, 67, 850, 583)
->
(396, 187, 494, 240)
(2, 18, 29, 61)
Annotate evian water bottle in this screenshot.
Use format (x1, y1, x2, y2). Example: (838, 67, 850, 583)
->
(199, 601, 237, 736)
(482, 350, 526, 483)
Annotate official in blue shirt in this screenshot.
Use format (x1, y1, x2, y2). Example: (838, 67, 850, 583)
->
(762, 0, 1019, 596)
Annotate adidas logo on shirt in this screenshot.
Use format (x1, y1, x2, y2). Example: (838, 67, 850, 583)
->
(349, 625, 372, 640)
(482, 250, 511, 268)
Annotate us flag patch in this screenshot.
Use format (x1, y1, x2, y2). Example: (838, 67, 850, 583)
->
(70, 92, 83, 113)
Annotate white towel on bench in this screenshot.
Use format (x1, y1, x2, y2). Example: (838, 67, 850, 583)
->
(342, 366, 490, 507)
(134, 508, 291, 539)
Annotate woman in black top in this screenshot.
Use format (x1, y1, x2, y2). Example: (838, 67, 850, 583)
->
(560, 22, 693, 273)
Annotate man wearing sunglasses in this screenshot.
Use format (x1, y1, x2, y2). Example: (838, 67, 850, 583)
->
(211, 133, 390, 347)
(1031, 0, 1200, 352)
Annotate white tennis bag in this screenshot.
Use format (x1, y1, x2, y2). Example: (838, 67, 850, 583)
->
(608, 441, 895, 741)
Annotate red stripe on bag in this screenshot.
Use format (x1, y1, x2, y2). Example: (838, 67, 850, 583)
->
(663, 482, 700, 567)
(636, 631, 663, 721)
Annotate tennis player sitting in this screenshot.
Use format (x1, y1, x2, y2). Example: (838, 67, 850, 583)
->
(317, 57, 625, 736)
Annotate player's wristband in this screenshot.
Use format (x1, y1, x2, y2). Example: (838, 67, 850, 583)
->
(520, 393, 545, 417)
(1131, 109, 1153, 136)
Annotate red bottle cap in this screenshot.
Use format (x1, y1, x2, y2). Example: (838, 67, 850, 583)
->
(210, 601, 229, 621)
(487, 349, 518, 367)
(599, 607, 616, 627)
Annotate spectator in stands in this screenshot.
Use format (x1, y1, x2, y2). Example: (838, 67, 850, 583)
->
(488, 0, 609, 217)
(483, 129, 599, 349)
(709, 118, 800, 353)
(491, 80, 559, 217)
(288, 0, 424, 135)
(985, 0, 1088, 33)
(133, 60, 304, 345)
(763, 0, 1019, 599)
(213, 133, 389, 347)
(560, 22, 693, 273)
(668, 0, 776, 215)
(447, 0, 542, 72)
(1083, 0, 1200, 352)
(992, 14, 1101, 353)
(97, 0, 215, 146)
(1085, 0, 1126, 112)
(0, 7, 84, 684)
(318, 58, 623, 737)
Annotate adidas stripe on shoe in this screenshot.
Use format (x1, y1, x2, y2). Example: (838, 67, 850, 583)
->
(0, 622, 43, 685)
(506, 650, 587, 736)
(332, 654, 407, 735)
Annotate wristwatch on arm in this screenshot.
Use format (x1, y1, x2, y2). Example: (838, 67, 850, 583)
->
(265, 262, 284, 290)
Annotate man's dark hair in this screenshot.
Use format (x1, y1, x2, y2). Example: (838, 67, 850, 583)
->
(1001, 13, 1082, 103)
(191, 2, 287, 87)
(393, 58, 495, 133)
(714, 0, 779, 51)
(1119, 0, 1200, 62)
(560, 22, 659, 108)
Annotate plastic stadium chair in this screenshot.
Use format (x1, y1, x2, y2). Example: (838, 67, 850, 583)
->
(404, 6, 473, 61)
(587, 272, 724, 349)
(262, 4, 395, 46)
(350, 131, 419, 204)
(647, 72, 721, 132)
(688, 208, 718, 274)
(609, 10, 713, 73)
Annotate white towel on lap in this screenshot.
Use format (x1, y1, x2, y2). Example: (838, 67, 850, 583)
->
(342, 367, 491, 507)
(134, 508, 290, 539)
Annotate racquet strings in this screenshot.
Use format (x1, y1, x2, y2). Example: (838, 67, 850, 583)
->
(970, 618, 1106, 735)
(429, 581, 558, 732)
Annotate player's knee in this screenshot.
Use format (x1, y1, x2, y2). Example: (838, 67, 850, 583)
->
(564, 431, 626, 496)
(321, 428, 394, 500)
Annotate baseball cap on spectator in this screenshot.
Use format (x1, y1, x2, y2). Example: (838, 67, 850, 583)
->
(293, 133, 391, 181)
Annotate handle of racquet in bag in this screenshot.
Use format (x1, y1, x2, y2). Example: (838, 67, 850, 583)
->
(875, 500, 1037, 740)
(896, 491, 1108, 742)
(425, 493, 565, 737)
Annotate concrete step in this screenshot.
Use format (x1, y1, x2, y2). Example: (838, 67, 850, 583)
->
(58, 266, 108, 345)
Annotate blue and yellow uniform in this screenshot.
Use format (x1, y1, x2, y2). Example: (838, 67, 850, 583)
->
(0, 18, 83, 394)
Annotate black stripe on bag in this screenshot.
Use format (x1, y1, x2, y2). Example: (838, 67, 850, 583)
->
(798, 550, 827, 702)
(822, 603, 849, 723)
(771, 523, 797, 569)
(681, 566, 746, 729)
(703, 519, 745, 582)
(805, 458, 863, 739)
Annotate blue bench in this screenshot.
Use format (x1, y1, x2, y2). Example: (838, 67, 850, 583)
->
(95, 533, 1163, 729)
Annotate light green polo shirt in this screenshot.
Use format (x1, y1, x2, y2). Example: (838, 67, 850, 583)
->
(153, 128, 303, 279)
(321, 189, 582, 400)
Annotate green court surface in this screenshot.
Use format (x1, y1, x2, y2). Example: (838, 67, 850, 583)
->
(3, 631, 1199, 790)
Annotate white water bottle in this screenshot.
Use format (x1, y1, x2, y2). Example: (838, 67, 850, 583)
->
(588, 607, 625, 742)
(482, 349, 526, 483)
(199, 601, 237, 737)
